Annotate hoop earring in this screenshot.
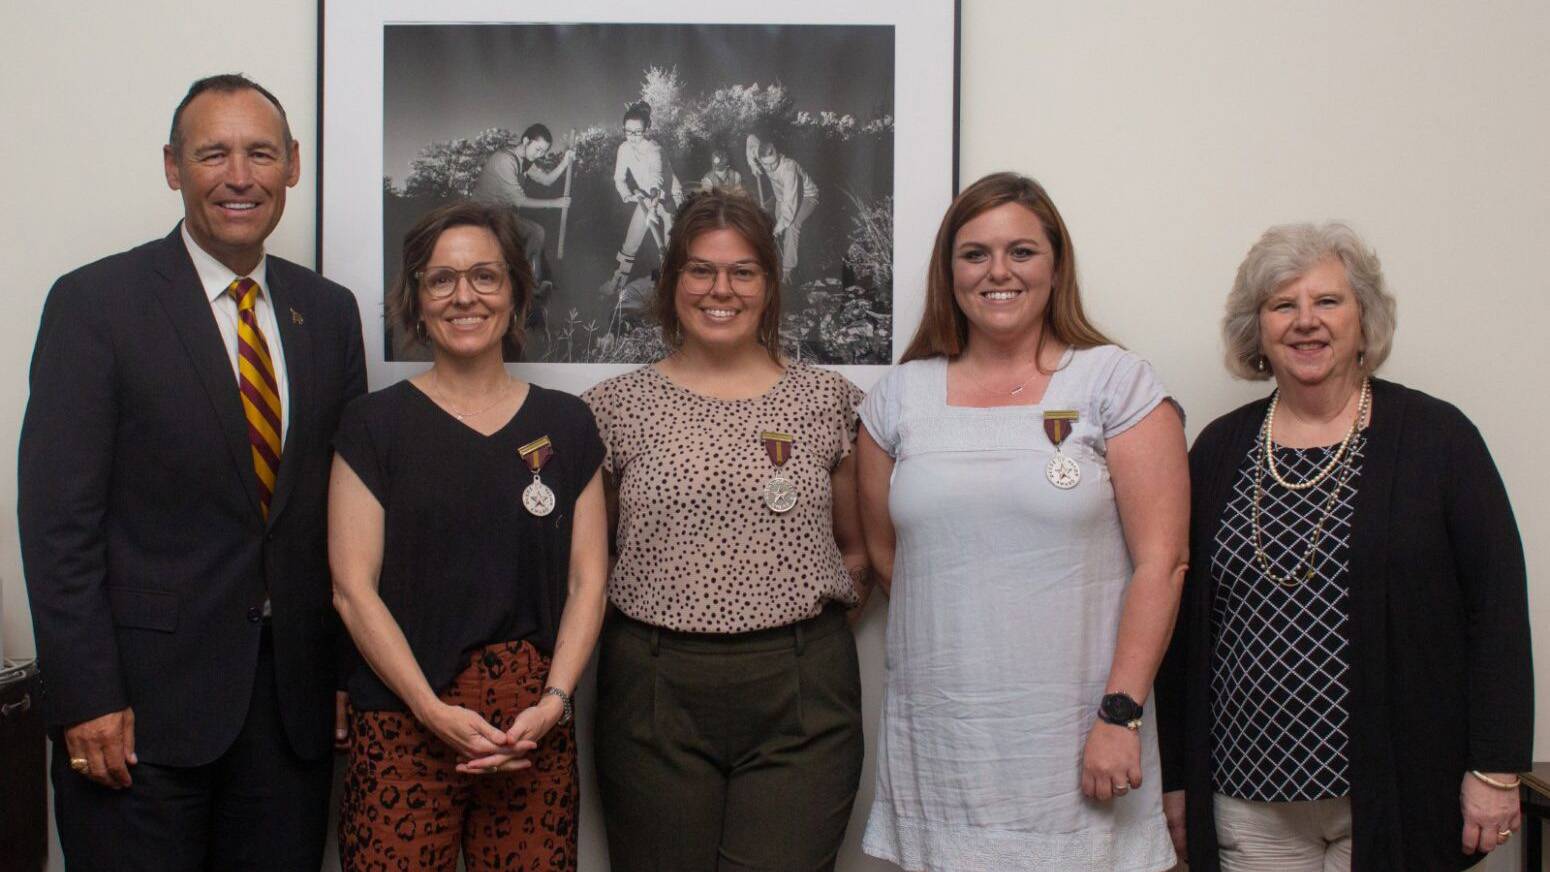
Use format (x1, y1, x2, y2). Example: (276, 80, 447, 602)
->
(414, 320, 427, 342)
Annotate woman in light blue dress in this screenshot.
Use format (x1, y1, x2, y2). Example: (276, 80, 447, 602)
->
(857, 172, 1190, 872)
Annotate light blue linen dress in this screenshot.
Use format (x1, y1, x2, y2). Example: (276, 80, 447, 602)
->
(859, 346, 1179, 872)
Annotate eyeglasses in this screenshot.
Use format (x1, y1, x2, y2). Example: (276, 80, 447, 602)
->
(414, 262, 509, 299)
(624, 127, 646, 139)
(679, 260, 767, 296)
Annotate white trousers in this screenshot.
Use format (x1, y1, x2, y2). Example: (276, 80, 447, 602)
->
(1213, 794, 1352, 872)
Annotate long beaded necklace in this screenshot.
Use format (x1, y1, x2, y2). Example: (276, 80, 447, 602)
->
(1251, 379, 1371, 587)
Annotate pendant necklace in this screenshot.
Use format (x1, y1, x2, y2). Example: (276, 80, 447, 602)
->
(961, 355, 1043, 398)
(429, 372, 511, 422)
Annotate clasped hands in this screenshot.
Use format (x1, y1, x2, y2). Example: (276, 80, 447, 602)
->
(417, 695, 566, 776)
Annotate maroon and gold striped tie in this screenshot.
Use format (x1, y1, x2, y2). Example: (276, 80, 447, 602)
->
(229, 278, 282, 517)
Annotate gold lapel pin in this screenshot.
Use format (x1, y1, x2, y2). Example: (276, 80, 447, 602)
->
(290, 307, 304, 325)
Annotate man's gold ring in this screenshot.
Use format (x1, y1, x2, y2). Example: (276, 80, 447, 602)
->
(69, 757, 89, 774)
(1498, 829, 1512, 841)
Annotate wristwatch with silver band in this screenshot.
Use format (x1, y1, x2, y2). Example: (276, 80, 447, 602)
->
(543, 686, 573, 725)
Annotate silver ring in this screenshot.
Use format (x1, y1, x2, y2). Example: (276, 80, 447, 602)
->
(1114, 784, 1130, 793)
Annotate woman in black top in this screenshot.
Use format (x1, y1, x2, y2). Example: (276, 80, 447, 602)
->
(330, 201, 607, 871)
(1156, 222, 1531, 872)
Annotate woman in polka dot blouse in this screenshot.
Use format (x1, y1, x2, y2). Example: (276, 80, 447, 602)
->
(583, 188, 869, 871)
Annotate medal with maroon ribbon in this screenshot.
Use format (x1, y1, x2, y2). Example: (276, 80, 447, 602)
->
(518, 435, 557, 516)
(1042, 410, 1082, 489)
(760, 431, 797, 513)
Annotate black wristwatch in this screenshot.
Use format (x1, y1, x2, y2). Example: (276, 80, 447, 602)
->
(1098, 692, 1143, 731)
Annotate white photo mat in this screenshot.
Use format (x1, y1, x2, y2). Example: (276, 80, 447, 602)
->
(320, 0, 958, 393)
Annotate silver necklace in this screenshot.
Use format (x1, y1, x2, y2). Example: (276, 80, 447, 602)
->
(960, 356, 1043, 397)
(428, 372, 512, 422)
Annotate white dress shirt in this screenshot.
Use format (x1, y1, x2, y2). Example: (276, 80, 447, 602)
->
(181, 223, 291, 447)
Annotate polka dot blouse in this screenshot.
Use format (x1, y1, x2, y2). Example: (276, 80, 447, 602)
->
(583, 362, 864, 633)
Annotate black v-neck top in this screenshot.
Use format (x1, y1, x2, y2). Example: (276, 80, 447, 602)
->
(334, 380, 603, 711)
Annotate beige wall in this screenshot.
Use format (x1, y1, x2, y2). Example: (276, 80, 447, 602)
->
(2, 1, 1543, 870)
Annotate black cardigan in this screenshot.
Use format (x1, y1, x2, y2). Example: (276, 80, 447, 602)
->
(1156, 379, 1532, 872)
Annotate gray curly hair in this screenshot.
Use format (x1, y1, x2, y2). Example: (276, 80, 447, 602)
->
(1222, 221, 1398, 380)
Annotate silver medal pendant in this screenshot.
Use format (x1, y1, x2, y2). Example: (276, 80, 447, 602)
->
(763, 471, 797, 513)
(522, 475, 556, 517)
(1046, 452, 1081, 489)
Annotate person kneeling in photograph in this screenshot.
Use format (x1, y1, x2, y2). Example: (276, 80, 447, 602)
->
(472, 122, 574, 287)
(699, 145, 744, 193)
(330, 201, 608, 871)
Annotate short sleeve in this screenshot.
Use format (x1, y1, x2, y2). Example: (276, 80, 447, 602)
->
(1097, 350, 1184, 439)
(332, 395, 388, 506)
(569, 397, 605, 496)
(580, 382, 620, 479)
(828, 372, 865, 468)
(858, 365, 905, 457)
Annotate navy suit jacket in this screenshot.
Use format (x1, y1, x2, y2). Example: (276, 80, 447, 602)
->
(18, 226, 367, 765)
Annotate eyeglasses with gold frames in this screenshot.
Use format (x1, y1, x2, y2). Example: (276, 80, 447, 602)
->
(679, 259, 767, 297)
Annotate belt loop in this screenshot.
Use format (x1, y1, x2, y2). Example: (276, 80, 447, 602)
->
(649, 626, 661, 657)
(794, 620, 806, 656)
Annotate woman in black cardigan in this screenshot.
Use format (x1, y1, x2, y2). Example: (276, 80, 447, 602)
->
(1156, 222, 1531, 871)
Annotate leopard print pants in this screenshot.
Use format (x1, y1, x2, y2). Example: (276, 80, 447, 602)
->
(339, 640, 577, 871)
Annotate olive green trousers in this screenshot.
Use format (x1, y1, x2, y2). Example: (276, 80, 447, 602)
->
(594, 605, 864, 872)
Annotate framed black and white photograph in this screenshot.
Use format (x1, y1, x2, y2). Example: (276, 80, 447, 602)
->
(322, 0, 958, 387)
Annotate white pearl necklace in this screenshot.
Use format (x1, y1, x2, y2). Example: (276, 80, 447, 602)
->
(1262, 379, 1371, 491)
(1250, 378, 1371, 587)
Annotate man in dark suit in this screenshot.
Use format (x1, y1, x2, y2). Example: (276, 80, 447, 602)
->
(18, 73, 366, 870)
